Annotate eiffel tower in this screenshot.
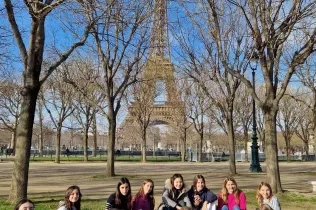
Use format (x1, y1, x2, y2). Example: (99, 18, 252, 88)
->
(124, 0, 184, 127)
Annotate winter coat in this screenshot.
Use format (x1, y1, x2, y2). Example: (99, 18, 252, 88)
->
(57, 201, 78, 210)
(105, 193, 130, 210)
(187, 186, 217, 210)
(263, 196, 281, 210)
(158, 179, 192, 210)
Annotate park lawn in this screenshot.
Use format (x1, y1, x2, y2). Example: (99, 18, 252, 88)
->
(0, 155, 182, 162)
(0, 199, 104, 210)
(1, 191, 316, 210)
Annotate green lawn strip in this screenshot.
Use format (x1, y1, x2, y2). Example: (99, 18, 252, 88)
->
(0, 199, 105, 210)
(244, 190, 316, 210)
(1, 191, 315, 210)
(3, 155, 316, 163)
(23, 155, 181, 162)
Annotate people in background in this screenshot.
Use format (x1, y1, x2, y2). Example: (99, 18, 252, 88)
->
(217, 177, 246, 210)
(105, 177, 132, 210)
(131, 179, 155, 210)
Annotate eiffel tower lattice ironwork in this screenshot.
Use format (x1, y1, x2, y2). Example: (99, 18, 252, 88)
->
(124, 0, 185, 127)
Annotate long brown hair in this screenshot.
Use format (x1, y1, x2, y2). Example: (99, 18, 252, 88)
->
(115, 177, 132, 209)
(63, 185, 82, 210)
(171, 173, 185, 199)
(256, 182, 273, 206)
(193, 174, 207, 191)
(132, 179, 155, 209)
(221, 177, 241, 204)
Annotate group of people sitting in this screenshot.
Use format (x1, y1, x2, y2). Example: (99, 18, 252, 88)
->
(14, 174, 281, 210)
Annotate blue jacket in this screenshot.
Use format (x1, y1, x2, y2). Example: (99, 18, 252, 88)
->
(188, 186, 217, 210)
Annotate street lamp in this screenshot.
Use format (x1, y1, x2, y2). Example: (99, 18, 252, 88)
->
(249, 51, 262, 173)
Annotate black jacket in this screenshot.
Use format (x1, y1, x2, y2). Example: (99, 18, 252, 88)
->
(187, 186, 217, 210)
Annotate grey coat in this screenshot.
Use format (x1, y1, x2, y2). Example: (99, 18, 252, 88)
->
(263, 196, 281, 210)
(57, 200, 78, 210)
(158, 179, 192, 210)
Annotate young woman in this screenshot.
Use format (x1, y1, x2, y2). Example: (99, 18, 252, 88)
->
(131, 179, 155, 210)
(188, 174, 217, 210)
(14, 199, 34, 210)
(256, 182, 281, 210)
(217, 177, 246, 210)
(158, 173, 192, 210)
(57, 185, 82, 210)
(105, 177, 132, 210)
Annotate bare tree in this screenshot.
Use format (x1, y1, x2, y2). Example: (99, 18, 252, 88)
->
(0, 79, 21, 155)
(4, 0, 96, 201)
(91, 112, 98, 157)
(173, 79, 192, 162)
(295, 97, 313, 161)
(37, 91, 44, 157)
(127, 80, 159, 162)
(295, 57, 316, 161)
(42, 68, 75, 163)
(256, 85, 266, 152)
(81, 0, 152, 176)
(186, 82, 211, 162)
(234, 84, 252, 162)
(65, 59, 102, 162)
(204, 0, 316, 193)
(174, 0, 251, 175)
(277, 91, 299, 162)
(120, 125, 141, 151)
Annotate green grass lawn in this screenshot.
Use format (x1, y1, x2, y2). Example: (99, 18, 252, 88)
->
(1, 191, 316, 210)
(1, 155, 182, 162)
(0, 199, 105, 210)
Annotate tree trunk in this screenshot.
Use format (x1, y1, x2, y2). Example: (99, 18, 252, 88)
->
(285, 137, 291, 162)
(227, 110, 236, 175)
(8, 88, 39, 202)
(264, 111, 283, 193)
(304, 141, 309, 161)
(314, 124, 316, 162)
(38, 101, 43, 157)
(10, 129, 16, 156)
(153, 136, 155, 158)
(92, 114, 97, 157)
(55, 126, 62, 163)
(106, 106, 116, 177)
(142, 128, 147, 162)
(11, 113, 19, 156)
(198, 132, 203, 162)
(243, 126, 249, 162)
(84, 125, 89, 162)
(180, 128, 187, 162)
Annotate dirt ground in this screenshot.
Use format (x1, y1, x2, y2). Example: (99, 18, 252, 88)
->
(0, 161, 315, 207)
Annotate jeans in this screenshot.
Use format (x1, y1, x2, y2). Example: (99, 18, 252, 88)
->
(221, 205, 240, 210)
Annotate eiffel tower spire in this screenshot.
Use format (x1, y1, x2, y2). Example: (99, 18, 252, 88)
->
(149, 0, 170, 59)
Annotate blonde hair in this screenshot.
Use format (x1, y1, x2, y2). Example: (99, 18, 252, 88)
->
(221, 177, 241, 204)
(256, 182, 273, 206)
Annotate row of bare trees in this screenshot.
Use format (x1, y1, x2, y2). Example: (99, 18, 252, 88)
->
(1, 0, 153, 203)
(168, 0, 316, 194)
(1, 0, 315, 203)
